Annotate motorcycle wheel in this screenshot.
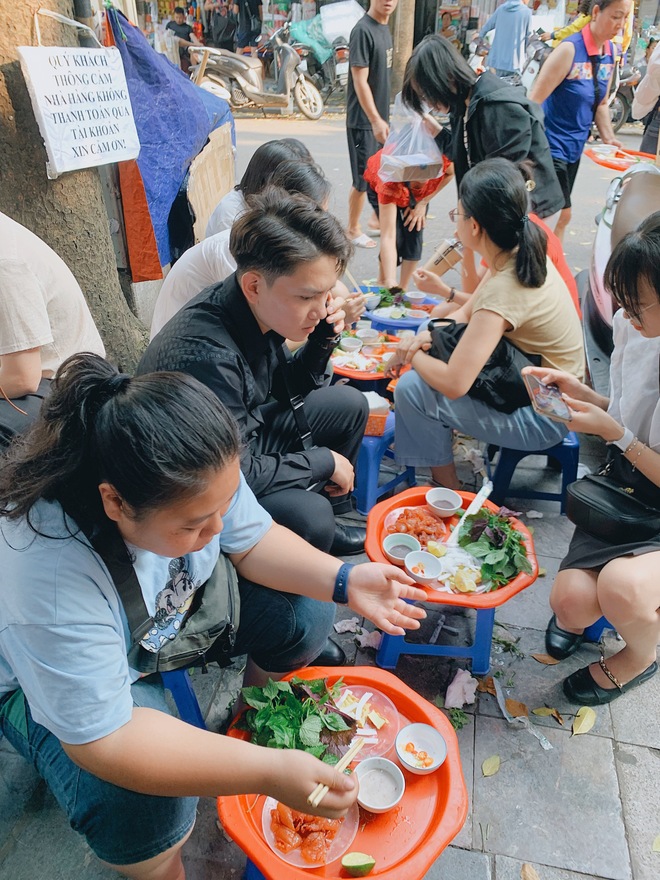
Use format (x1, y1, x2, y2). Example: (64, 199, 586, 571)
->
(610, 94, 629, 134)
(293, 78, 324, 119)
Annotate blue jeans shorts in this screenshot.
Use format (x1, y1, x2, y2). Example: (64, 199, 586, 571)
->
(0, 680, 197, 866)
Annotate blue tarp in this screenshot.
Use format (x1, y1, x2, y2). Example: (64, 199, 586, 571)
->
(108, 9, 234, 265)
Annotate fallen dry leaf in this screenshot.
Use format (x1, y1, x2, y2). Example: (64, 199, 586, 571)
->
(521, 864, 541, 880)
(477, 676, 497, 696)
(531, 653, 560, 666)
(538, 567, 547, 577)
(652, 834, 660, 853)
(532, 707, 554, 717)
(551, 708, 565, 726)
(506, 698, 529, 718)
(572, 706, 597, 736)
(482, 755, 501, 777)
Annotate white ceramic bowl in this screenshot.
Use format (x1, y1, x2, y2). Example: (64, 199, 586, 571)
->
(364, 292, 381, 311)
(356, 328, 379, 344)
(425, 487, 463, 518)
(404, 550, 443, 585)
(404, 291, 426, 305)
(382, 533, 421, 565)
(355, 757, 405, 813)
(339, 336, 363, 353)
(395, 723, 447, 775)
(356, 319, 372, 331)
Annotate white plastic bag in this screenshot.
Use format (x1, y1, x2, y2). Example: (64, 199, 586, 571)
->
(378, 94, 445, 184)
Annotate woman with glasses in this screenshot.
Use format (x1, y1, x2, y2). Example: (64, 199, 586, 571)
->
(524, 211, 660, 705)
(402, 35, 563, 222)
(388, 157, 584, 491)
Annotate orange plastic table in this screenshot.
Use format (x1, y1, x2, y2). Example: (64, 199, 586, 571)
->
(584, 147, 656, 172)
(365, 488, 538, 675)
(217, 666, 468, 880)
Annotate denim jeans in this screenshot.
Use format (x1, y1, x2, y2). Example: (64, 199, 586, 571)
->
(0, 680, 198, 866)
(394, 369, 567, 467)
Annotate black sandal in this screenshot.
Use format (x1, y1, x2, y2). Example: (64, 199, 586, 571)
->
(563, 655, 658, 706)
(545, 614, 585, 660)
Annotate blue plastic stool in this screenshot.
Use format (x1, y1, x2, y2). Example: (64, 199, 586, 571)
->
(585, 616, 615, 642)
(376, 606, 495, 676)
(244, 861, 266, 880)
(488, 431, 580, 514)
(161, 669, 207, 730)
(354, 411, 416, 515)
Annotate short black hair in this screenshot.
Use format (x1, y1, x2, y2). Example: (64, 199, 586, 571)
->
(230, 187, 352, 282)
(268, 161, 331, 207)
(402, 34, 476, 114)
(174, 6, 186, 13)
(604, 211, 660, 320)
(237, 140, 299, 198)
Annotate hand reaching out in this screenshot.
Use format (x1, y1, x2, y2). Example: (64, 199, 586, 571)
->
(346, 563, 427, 635)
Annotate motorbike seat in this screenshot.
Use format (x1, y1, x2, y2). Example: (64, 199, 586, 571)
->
(216, 47, 263, 69)
(611, 170, 660, 250)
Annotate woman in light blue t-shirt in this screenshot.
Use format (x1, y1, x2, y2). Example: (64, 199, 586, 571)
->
(0, 353, 426, 879)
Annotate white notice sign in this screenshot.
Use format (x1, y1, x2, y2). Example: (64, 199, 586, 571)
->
(17, 45, 140, 179)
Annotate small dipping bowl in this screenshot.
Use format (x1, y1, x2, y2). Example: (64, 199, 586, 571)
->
(356, 319, 372, 331)
(355, 757, 405, 814)
(356, 328, 379, 345)
(339, 337, 363, 353)
(364, 292, 382, 311)
(395, 723, 447, 775)
(404, 550, 443, 585)
(426, 487, 463, 518)
(382, 533, 421, 565)
(404, 291, 426, 305)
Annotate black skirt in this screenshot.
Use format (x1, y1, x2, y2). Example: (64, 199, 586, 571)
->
(559, 526, 660, 572)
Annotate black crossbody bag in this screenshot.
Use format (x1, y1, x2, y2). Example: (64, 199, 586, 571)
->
(428, 318, 541, 414)
(90, 525, 241, 674)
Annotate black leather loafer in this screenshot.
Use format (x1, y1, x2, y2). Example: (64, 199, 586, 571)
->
(311, 639, 347, 667)
(563, 660, 658, 706)
(545, 614, 585, 660)
(330, 523, 366, 556)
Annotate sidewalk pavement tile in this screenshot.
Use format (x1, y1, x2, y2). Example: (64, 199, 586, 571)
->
(472, 715, 631, 880)
(496, 854, 616, 879)
(495, 554, 559, 632)
(425, 844, 492, 879)
(183, 799, 246, 879)
(614, 742, 660, 880)
(609, 656, 660, 749)
(0, 741, 41, 852)
(448, 715, 475, 850)
(519, 514, 576, 560)
(476, 626, 614, 739)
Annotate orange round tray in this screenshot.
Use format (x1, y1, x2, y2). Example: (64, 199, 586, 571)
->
(365, 487, 538, 609)
(584, 147, 656, 172)
(217, 666, 468, 880)
(332, 334, 400, 382)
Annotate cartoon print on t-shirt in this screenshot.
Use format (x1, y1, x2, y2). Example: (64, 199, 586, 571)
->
(140, 557, 202, 653)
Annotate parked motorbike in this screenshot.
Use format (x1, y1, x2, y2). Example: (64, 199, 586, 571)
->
(578, 160, 660, 395)
(293, 35, 349, 97)
(190, 23, 324, 119)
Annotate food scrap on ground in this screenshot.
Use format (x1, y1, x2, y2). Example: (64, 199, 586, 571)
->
(445, 669, 478, 709)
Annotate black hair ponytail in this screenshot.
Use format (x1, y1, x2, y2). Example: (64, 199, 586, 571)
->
(0, 354, 240, 534)
(459, 157, 548, 288)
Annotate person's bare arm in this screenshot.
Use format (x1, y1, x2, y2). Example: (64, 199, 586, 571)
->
(594, 65, 623, 147)
(0, 348, 43, 398)
(528, 41, 575, 104)
(352, 67, 389, 143)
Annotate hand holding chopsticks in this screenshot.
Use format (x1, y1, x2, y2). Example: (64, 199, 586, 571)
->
(307, 737, 364, 809)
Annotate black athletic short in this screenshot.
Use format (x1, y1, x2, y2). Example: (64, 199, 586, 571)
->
(552, 157, 581, 209)
(347, 127, 379, 192)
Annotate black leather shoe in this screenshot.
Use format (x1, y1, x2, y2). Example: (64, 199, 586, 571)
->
(545, 614, 585, 660)
(311, 639, 347, 667)
(563, 660, 658, 706)
(330, 522, 366, 556)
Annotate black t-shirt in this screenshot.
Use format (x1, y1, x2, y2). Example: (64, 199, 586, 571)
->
(166, 20, 194, 57)
(236, 0, 261, 31)
(346, 14, 393, 130)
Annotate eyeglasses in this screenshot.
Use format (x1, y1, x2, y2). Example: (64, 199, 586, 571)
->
(622, 300, 660, 322)
(448, 208, 468, 223)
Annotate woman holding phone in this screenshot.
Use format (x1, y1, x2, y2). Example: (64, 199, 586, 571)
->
(388, 158, 584, 491)
(524, 211, 660, 706)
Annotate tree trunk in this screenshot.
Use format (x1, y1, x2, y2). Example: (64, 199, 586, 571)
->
(0, 0, 147, 371)
(390, 0, 416, 97)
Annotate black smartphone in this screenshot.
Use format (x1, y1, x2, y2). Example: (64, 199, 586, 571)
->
(523, 374, 572, 422)
(536, 27, 547, 36)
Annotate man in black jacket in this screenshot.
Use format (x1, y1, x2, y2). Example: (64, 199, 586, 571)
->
(138, 189, 368, 563)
